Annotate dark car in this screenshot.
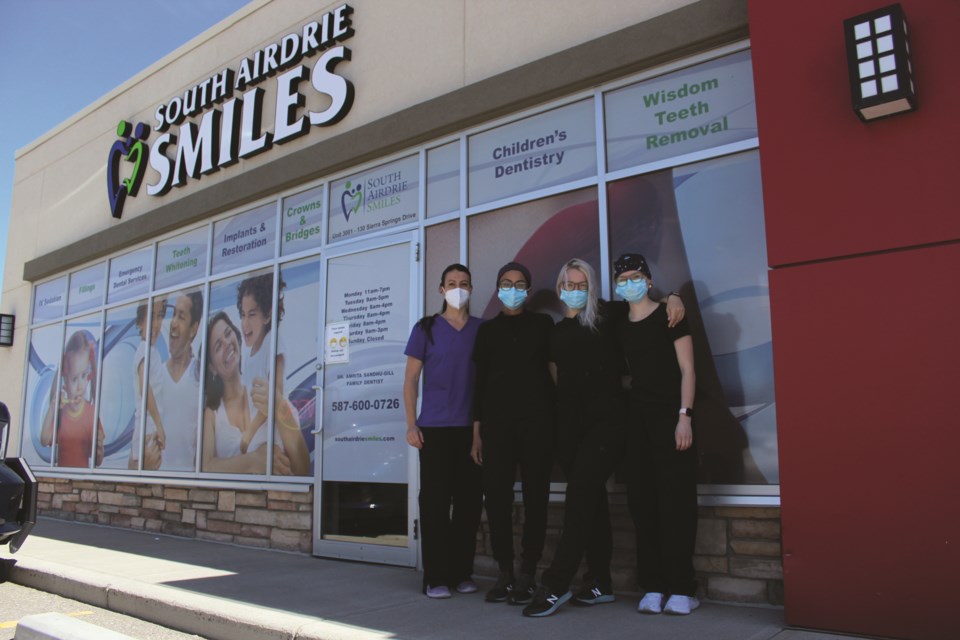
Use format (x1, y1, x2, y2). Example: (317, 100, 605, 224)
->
(1, 402, 36, 553)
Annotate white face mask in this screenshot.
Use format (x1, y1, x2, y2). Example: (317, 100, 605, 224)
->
(444, 287, 470, 310)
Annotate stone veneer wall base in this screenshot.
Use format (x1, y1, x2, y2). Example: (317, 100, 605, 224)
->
(37, 478, 782, 605)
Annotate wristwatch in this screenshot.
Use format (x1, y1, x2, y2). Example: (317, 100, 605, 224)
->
(679, 407, 694, 417)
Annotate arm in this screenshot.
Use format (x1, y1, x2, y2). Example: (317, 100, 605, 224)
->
(470, 420, 482, 465)
(249, 352, 284, 431)
(140, 360, 167, 449)
(139, 434, 162, 470)
(662, 292, 685, 328)
(275, 398, 309, 475)
(673, 335, 696, 451)
(547, 362, 557, 385)
(403, 356, 424, 448)
(201, 406, 267, 473)
(95, 420, 105, 467)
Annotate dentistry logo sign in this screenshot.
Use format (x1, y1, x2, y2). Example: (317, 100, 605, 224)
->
(106, 4, 357, 220)
(328, 154, 419, 242)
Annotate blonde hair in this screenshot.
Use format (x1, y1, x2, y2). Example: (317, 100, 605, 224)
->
(556, 259, 599, 331)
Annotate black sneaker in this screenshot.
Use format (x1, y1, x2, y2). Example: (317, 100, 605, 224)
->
(507, 573, 535, 605)
(485, 571, 514, 603)
(521, 585, 572, 617)
(572, 581, 615, 606)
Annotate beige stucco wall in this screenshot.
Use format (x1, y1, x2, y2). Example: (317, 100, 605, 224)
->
(0, 0, 714, 448)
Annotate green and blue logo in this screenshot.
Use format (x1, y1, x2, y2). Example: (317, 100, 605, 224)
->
(106, 120, 150, 219)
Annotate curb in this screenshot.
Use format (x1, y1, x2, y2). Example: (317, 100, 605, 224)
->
(11, 558, 392, 640)
(16, 612, 137, 640)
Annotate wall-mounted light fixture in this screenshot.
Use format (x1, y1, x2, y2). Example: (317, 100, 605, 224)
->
(0, 314, 14, 347)
(844, 4, 917, 122)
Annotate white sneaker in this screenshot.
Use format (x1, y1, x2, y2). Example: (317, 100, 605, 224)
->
(663, 594, 700, 615)
(637, 592, 664, 614)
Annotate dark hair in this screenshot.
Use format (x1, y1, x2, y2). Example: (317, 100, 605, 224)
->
(183, 291, 204, 327)
(204, 311, 242, 410)
(417, 263, 471, 344)
(136, 302, 149, 327)
(236, 272, 286, 333)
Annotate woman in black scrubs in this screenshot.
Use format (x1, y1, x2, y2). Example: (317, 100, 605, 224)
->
(614, 253, 699, 616)
(471, 262, 555, 605)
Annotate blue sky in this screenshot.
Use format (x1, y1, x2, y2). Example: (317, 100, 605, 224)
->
(0, 0, 251, 305)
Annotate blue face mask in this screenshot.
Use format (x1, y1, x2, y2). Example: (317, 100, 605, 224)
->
(560, 289, 588, 310)
(498, 287, 527, 310)
(615, 278, 649, 302)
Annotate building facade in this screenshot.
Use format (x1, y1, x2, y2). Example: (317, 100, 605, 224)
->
(2, 2, 956, 638)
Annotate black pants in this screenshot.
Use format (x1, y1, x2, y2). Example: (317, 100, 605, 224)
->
(418, 426, 483, 589)
(625, 404, 698, 596)
(481, 420, 552, 575)
(541, 421, 623, 594)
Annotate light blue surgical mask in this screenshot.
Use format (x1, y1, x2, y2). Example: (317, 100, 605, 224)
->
(560, 289, 588, 310)
(615, 278, 649, 302)
(498, 287, 527, 310)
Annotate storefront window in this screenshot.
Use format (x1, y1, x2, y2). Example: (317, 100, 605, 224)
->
(275, 257, 322, 476)
(212, 203, 276, 274)
(203, 269, 274, 474)
(143, 287, 204, 472)
(423, 220, 459, 315)
(328, 154, 419, 243)
(97, 302, 145, 470)
(607, 150, 776, 485)
(281, 186, 324, 256)
(426, 141, 459, 217)
(20, 323, 64, 468)
(32, 277, 67, 323)
(107, 247, 152, 304)
(155, 227, 208, 290)
(67, 263, 106, 315)
(51, 315, 103, 469)
(467, 187, 600, 320)
(468, 99, 596, 207)
(604, 49, 757, 172)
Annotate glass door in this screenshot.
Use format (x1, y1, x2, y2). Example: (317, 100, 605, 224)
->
(312, 232, 418, 566)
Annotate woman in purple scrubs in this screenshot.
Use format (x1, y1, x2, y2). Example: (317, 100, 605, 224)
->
(403, 263, 484, 599)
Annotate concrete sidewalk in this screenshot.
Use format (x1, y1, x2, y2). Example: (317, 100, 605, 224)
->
(3, 519, 860, 640)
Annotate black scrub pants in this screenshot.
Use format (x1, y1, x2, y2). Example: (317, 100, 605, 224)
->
(418, 426, 483, 589)
(480, 419, 552, 576)
(625, 404, 698, 596)
(540, 419, 623, 594)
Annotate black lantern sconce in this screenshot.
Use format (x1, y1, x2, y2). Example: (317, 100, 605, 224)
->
(0, 314, 14, 347)
(844, 3, 917, 122)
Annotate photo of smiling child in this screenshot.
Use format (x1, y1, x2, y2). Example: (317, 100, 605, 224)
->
(40, 329, 105, 468)
(236, 273, 309, 475)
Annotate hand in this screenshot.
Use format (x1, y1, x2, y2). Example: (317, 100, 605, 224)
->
(142, 435, 162, 470)
(675, 417, 693, 451)
(665, 294, 686, 328)
(155, 429, 166, 451)
(272, 445, 292, 475)
(470, 434, 483, 466)
(250, 376, 269, 415)
(406, 425, 424, 449)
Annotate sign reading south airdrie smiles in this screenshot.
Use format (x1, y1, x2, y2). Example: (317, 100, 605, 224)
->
(107, 4, 356, 219)
(328, 155, 419, 242)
